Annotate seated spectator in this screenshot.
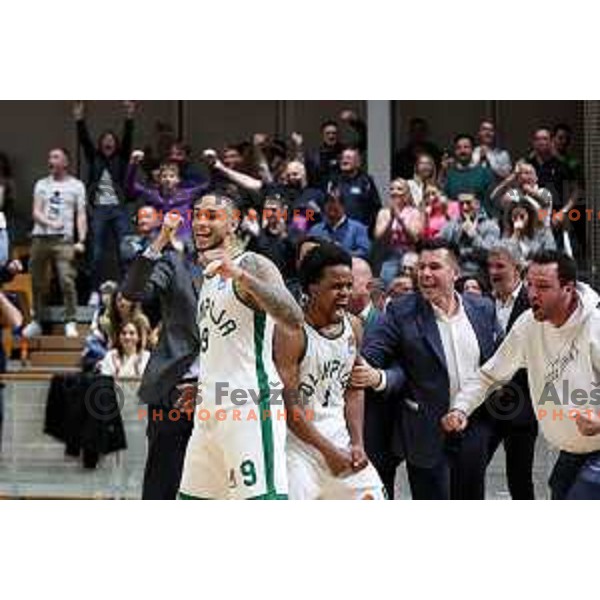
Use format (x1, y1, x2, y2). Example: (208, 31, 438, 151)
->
(0, 152, 16, 266)
(98, 320, 150, 379)
(386, 274, 414, 301)
(305, 110, 367, 188)
(373, 178, 424, 287)
(81, 280, 119, 371)
(422, 186, 459, 239)
(23, 148, 88, 339)
(393, 117, 442, 178)
(456, 274, 488, 297)
(491, 161, 553, 224)
(552, 123, 582, 181)
(246, 196, 296, 284)
(326, 147, 381, 230)
(440, 193, 500, 277)
(100, 289, 151, 350)
(120, 205, 161, 268)
(471, 119, 512, 180)
(502, 200, 556, 258)
(400, 250, 419, 287)
(309, 191, 370, 259)
(126, 150, 208, 242)
(264, 161, 324, 234)
(73, 101, 135, 307)
(407, 153, 438, 207)
(442, 134, 494, 216)
(167, 141, 206, 188)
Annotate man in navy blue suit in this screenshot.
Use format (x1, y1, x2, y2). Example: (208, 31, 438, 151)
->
(352, 238, 501, 499)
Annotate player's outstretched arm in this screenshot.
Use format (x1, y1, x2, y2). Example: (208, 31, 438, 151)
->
(234, 252, 304, 332)
(274, 325, 353, 477)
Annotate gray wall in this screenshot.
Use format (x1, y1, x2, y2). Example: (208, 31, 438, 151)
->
(393, 100, 582, 163)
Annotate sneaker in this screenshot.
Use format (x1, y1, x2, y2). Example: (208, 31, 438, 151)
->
(65, 322, 79, 338)
(22, 320, 42, 339)
(87, 291, 101, 308)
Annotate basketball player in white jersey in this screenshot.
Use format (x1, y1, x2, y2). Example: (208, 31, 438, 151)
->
(179, 193, 303, 499)
(274, 242, 385, 499)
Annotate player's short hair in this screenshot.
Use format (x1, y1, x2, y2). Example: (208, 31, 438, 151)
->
(529, 250, 577, 286)
(299, 241, 352, 293)
(192, 192, 238, 212)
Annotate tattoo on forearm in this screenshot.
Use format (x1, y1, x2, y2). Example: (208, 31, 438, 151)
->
(238, 253, 303, 328)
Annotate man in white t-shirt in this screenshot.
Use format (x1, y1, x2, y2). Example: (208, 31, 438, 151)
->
(23, 148, 87, 339)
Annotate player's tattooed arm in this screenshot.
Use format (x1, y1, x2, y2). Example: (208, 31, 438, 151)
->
(274, 325, 353, 477)
(345, 315, 368, 472)
(234, 252, 304, 331)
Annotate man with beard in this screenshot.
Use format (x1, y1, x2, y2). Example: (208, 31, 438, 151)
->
(443, 250, 600, 500)
(179, 193, 303, 499)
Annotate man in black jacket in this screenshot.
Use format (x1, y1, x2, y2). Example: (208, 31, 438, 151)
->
(74, 101, 136, 306)
(484, 240, 538, 499)
(121, 212, 200, 499)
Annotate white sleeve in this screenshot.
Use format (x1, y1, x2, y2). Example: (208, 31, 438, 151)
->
(589, 312, 600, 374)
(76, 180, 87, 211)
(453, 315, 528, 415)
(99, 351, 115, 376)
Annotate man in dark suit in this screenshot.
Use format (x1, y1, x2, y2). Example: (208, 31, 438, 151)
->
(483, 240, 538, 499)
(349, 257, 404, 498)
(352, 239, 501, 499)
(122, 212, 201, 499)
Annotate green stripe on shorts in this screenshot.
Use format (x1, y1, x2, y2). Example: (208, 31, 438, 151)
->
(253, 312, 277, 498)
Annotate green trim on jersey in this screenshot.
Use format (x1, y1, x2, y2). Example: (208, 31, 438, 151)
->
(254, 311, 277, 498)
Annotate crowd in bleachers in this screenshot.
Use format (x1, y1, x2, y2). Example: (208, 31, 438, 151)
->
(0, 105, 585, 366)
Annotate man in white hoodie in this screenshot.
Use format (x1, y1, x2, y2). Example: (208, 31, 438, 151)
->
(442, 250, 600, 499)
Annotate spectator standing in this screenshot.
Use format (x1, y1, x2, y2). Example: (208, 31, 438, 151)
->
(443, 134, 494, 217)
(471, 119, 512, 180)
(74, 101, 136, 307)
(167, 141, 206, 188)
(407, 153, 438, 208)
(393, 118, 442, 179)
(326, 148, 381, 230)
(305, 110, 367, 188)
(23, 148, 87, 339)
(126, 150, 208, 242)
(373, 179, 424, 286)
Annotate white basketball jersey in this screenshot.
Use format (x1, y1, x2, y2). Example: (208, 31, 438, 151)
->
(291, 314, 358, 450)
(197, 252, 280, 408)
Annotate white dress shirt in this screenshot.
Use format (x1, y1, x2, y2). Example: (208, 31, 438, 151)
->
(495, 281, 523, 334)
(432, 294, 481, 400)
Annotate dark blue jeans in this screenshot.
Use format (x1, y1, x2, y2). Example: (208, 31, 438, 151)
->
(91, 204, 131, 290)
(550, 451, 600, 500)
